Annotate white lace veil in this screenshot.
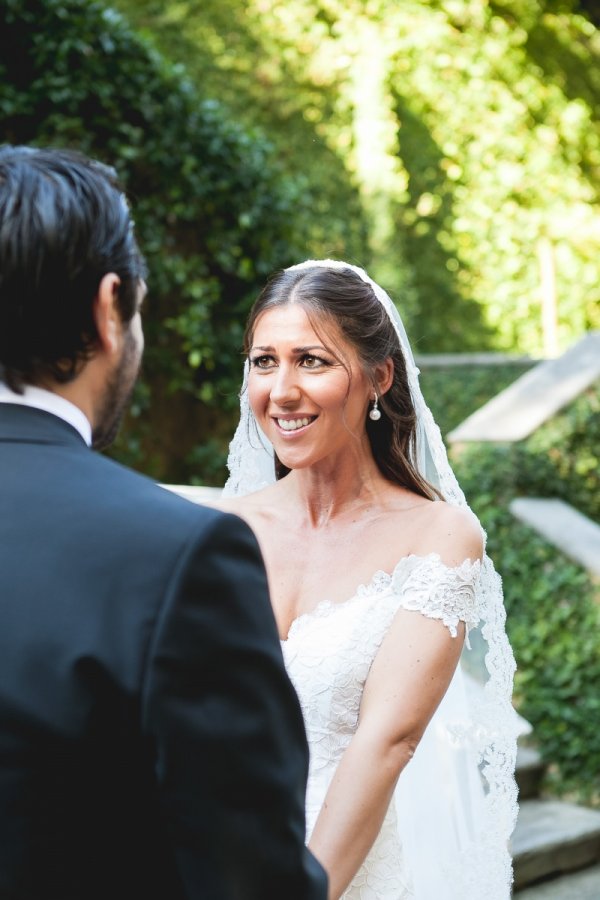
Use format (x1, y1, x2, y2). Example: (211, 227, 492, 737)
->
(223, 259, 519, 899)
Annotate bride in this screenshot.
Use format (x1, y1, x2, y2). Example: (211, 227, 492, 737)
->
(220, 260, 519, 899)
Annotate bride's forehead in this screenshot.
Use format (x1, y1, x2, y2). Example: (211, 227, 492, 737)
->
(252, 303, 343, 344)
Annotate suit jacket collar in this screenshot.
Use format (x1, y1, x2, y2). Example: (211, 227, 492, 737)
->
(0, 403, 90, 448)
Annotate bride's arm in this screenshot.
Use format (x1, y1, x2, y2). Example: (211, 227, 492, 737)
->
(309, 516, 483, 900)
(308, 612, 464, 899)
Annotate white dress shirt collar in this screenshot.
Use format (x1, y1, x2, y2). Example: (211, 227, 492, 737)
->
(0, 382, 92, 446)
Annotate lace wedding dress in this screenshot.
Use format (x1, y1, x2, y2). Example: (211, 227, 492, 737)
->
(224, 260, 519, 899)
(282, 553, 491, 899)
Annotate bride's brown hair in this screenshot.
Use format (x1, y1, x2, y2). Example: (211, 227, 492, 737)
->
(244, 264, 441, 500)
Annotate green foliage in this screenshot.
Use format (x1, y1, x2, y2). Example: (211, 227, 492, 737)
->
(0, 0, 335, 481)
(524, 386, 600, 523)
(111, 0, 368, 267)
(455, 441, 600, 802)
(419, 361, 600, 798)
(425, 366, 600, 800)
(2, 0, 599, 486)
(445, 379, 600, 801)
(115, 0, 600, 354)
(389, 1, 600, 351)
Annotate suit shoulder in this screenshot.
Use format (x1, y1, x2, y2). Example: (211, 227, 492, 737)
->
(82, 451, 239, 538)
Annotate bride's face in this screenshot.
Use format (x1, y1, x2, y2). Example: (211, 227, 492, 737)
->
(247, 303, 372, 471)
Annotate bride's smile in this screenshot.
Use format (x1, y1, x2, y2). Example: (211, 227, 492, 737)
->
(274, 415, 317, 434)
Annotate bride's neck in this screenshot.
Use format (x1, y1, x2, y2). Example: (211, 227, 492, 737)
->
(286, 454, 385, 528)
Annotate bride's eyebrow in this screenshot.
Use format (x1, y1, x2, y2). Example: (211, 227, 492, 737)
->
(293, 345, 333, 354)
(250, 344, 333, 354)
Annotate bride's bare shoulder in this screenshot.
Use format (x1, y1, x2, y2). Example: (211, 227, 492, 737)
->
(384, 485, 483, 566)
(204, 483, 282, 529)
(417, 500, 484, 566)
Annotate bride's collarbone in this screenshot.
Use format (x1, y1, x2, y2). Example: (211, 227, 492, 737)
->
(255, 491, 437, 537)
(260, 513, 425, 573)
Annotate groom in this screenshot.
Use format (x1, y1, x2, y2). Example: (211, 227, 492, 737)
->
(0, 146, 326, 900)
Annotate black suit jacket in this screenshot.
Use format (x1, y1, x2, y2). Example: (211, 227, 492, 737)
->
(0, 404, 326, 900)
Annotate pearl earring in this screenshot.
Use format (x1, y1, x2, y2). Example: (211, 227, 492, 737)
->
(369, 394, 381, 421)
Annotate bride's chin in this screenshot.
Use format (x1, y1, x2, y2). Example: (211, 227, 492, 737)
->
(272, 447, 308, 468)
(274, 453, 321, 473)
(270, 437, 324, 472)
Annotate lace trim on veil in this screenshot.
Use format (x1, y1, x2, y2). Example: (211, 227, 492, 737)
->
(223, 259, 519, 899)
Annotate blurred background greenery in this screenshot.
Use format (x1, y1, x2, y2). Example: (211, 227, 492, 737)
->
(1, 0, 599, 801)
(2, 0, 599, 483)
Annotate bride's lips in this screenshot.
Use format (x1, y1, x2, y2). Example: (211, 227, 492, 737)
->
(271, 415, 318, 436)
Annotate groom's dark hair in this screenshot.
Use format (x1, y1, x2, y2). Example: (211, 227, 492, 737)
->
(0, 145, 147, 392)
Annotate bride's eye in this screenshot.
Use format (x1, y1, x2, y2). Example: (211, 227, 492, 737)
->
(301, 354, 329, 369)
(250, 354, 276, 369)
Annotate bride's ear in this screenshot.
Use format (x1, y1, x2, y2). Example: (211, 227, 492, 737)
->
(373, 358, 394, 397)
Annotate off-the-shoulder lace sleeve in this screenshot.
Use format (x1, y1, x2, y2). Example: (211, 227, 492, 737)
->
(390, 553, 481, 643)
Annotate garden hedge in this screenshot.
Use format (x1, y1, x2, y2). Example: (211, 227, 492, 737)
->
(419, 360, 534, 437)
(0, 0, 324, 481)
(421, 362, 600, 801)
(448, 381, 600, 802)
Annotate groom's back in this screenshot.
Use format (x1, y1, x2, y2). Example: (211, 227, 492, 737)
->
(0, 409, 206, 899)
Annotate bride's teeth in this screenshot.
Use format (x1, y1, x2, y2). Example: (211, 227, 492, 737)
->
(278, 417, 312, 431)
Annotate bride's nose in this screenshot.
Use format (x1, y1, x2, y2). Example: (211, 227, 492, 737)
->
(269, 364, 301, 406)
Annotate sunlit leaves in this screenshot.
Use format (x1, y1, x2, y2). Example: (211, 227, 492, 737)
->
(113, 0, 600, 354)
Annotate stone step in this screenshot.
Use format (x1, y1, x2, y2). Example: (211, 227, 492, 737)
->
(510, 498, 600, 578)
(415, 351, 535, 368)
(516, 746, 545, 801)
(448, 331, 600, 443)
(512, 800, 600, 890)
(514, 862, 600, 898)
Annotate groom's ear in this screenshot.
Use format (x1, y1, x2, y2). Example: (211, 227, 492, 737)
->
(93, 273, 123, 356)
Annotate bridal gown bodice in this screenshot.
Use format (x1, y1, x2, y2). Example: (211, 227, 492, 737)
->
(281, 552, 483, 900)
